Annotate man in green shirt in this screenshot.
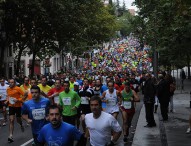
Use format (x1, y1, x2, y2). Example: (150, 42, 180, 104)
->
(59, 81, 81, 126)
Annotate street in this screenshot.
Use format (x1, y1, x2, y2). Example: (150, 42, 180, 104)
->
(0, 94, 144, 146)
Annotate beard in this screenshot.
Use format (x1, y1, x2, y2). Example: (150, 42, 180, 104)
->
(51, 119, 61, 128)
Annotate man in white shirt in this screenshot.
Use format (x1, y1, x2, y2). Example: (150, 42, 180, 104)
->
(0, 78, 9, 126)
(85, 96, 122, 146)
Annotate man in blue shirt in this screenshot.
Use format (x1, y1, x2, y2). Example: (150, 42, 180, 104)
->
(37, 104, 86, 146)
(22, 85, 50, 145)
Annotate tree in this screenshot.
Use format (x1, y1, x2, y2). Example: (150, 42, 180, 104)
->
(132, 0, 191, 78)
(2, 0, 118, 77)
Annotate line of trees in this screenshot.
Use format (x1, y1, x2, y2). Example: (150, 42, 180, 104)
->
(131, 0, 191, 78)
(0, 0, 118, 77)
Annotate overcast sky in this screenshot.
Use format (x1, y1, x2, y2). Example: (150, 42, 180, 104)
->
(118, 0, 136, 9)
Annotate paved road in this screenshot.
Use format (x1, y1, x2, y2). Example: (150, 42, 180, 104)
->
(0, 120, 32, 146)
(0, 93, 143, 146)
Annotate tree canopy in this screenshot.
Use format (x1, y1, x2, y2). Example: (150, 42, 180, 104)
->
(132, 0, 191, 77)
(0, 0, 117, 76)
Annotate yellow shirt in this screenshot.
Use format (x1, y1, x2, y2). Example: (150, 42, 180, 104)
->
(69, 82, 74, 90)
(20, 84, 31, 92)
(38, 84, 51, 94)
(20, 84, 32, 101)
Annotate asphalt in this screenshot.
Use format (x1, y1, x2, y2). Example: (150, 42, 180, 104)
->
(132, 79, 191, 146)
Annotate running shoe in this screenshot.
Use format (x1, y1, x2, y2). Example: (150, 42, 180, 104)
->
(186, 128, 191, 134)
(8, 137, 14, 143)
(123, 136, 128, 143)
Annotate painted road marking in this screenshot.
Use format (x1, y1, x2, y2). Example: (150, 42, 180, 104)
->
(20, 138, 33, 146)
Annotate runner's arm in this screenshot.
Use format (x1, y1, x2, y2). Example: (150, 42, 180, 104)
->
(116, 91, 122, 105)
(132, 90, 140, 102)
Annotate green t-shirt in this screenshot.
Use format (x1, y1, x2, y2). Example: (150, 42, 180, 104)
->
(59, 90, 81, 116)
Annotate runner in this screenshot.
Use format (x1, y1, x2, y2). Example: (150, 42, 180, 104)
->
(47, 79, 64, 104)
(22, 85, 50, 145)
(37, 104, 86, 146)
(0, 78, 9, 126)
(6, 79, 26, 143)
(78, 78, 94, 132)
(85, 95, 122, 146)
(59, 81, 81, 126)
(120, 82, 139, 142)
(38, 76, 51, 97)
(101, 81, 121, 119)
(20, 77, 31, 101)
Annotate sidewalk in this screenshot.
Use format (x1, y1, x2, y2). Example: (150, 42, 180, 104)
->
(132, 79, 191, 146)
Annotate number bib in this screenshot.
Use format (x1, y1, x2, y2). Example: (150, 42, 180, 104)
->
(62, 98, 71, 105)
(81, 97, 89, 105)
(9, 97, 15, 104)
(123, 101, 132, 109)
(54, 96, 59, 104)
(107, 99, 116, 106)
(32, 108, 45, 120)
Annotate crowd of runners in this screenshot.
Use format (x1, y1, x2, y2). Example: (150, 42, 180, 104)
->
(0, 37, 178, 146)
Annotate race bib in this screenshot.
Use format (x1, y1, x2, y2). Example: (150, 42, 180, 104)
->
(123, 101, 132, 109)
(54, 96, 59, 104)
(9, 97, 16, 104)
(32, 108, 45, 120)
(81, 97, 89, 105)
(107, 99, 116, 106)
(62, 98, 71, 105)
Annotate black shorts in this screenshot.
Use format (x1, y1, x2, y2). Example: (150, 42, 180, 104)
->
(9, 106, 21, 117)
(0, 101, 7, 109)
(62, 115, 76, 126)
(80, 105, 91, 115)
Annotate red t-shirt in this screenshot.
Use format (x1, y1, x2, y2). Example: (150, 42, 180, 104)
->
(47, 87, 64, 104)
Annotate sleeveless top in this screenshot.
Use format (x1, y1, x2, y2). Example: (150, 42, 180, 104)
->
(121, 89, 134, 109)
(104, 89, 119, 114)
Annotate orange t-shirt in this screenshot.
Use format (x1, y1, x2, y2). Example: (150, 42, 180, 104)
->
(7, 86, 24, 107)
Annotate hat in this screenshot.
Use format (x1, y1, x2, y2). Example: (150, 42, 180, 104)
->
(65, 78, 69, 81)
(74, 82, 79, 86)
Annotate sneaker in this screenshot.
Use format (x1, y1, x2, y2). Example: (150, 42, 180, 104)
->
(2, 122, 6, 126)
(21, 125, 25, 132)
(32, 141, 36, 146)
(123, 136, 128, 143)
(186, 128, 191, 134)
(8, 137, 14, 143)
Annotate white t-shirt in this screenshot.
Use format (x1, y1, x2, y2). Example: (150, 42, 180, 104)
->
(85, 111, 122, 146)
(0, 84, 9, 101)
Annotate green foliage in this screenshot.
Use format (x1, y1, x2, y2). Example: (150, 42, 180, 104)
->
(0, 0, 117, 76)
(133, 0, 191, 70)
(116, 11, 134, 36)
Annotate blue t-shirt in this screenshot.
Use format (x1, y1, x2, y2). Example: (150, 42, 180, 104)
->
(76, 79, 83, 86)
(101, 85, 108, 94)
(38, 122, 82, 146)
(22, 97, 50, 134)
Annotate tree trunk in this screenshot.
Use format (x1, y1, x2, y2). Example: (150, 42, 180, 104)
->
(0, 44, 5, 77)
(186, 54, 190, 79)
(31, 51, 36, 78)
(15, 47, 23, 76)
